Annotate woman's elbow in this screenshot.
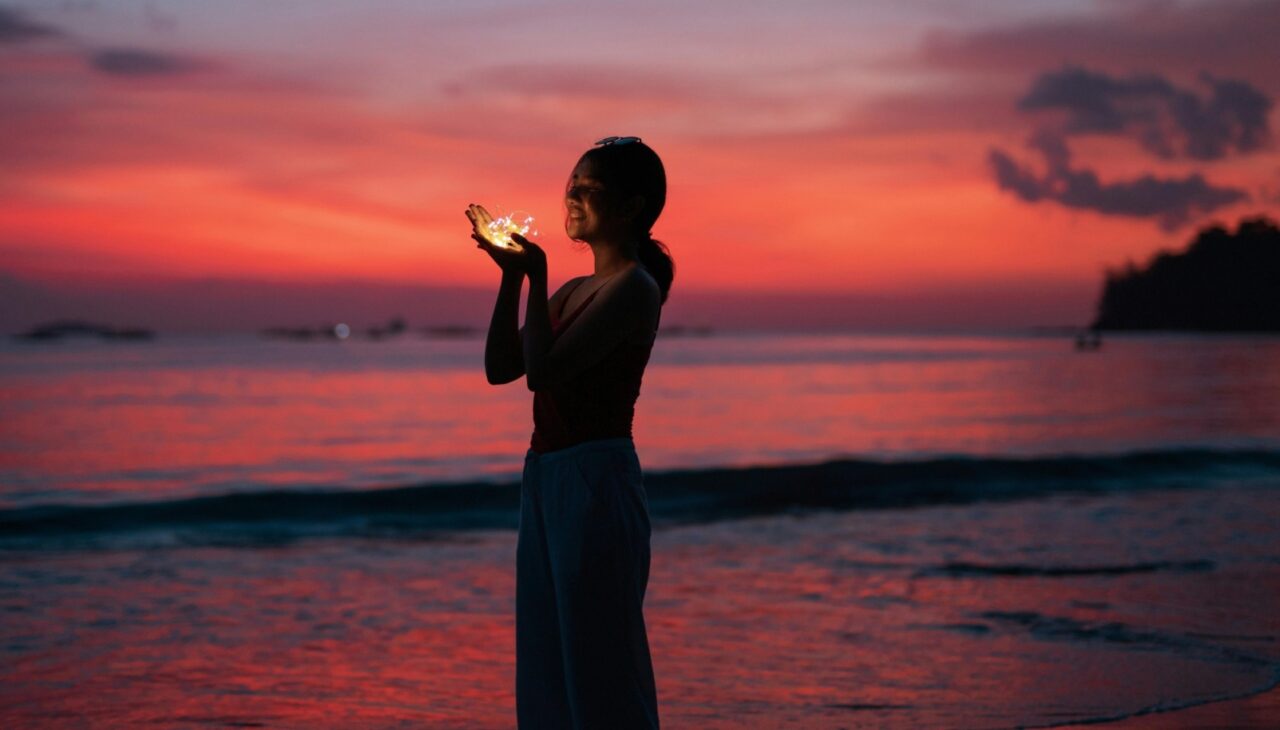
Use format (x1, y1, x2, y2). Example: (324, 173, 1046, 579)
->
(486, 366, 522, 386)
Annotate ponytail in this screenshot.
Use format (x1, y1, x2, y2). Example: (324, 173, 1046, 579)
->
(638, 234, 674, 304)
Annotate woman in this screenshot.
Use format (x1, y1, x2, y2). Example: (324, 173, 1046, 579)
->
(465, 136, 672, 729)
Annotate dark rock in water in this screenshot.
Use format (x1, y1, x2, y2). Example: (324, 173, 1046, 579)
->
(366, 316, 407, 340)
(420, 325, 479, 339)
(261, 326, 322, 341)
(658, 324, 714, 338)
(16, 320, 155, 342)
(264, 319, 408, 341)
(1093, 216, 1280, 332)
(262, 324, 349, 341)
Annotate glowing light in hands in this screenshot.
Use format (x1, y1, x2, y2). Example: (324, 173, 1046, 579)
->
(483, 210, 538, 251)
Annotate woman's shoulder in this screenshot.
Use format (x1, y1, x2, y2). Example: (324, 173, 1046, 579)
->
(595, 264, 658, 322)
(611, 264, 660, 334)
(619, 262, 660, 301)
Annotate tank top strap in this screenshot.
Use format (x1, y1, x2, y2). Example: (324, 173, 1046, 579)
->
(553, 278, 602, 334)
(550, 278, 584, 327)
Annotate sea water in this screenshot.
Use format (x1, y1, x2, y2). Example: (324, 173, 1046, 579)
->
(3, 331, 1278, 508)
(2, 331, 1279, 728)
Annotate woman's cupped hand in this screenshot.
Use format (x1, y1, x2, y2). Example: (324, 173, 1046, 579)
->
(466, 204, 546, 279)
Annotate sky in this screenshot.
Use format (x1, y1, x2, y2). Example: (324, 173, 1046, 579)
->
(1, 0, 1278, 332)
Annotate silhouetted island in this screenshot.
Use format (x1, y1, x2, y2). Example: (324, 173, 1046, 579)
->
(16, 320, 155, 342)
(1092, 216, 1280, 332)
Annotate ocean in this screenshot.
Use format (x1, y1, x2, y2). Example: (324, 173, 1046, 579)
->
(2, 331, 1279, 728)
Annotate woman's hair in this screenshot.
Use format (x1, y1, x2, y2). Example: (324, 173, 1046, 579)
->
(578, 141, 675, 304)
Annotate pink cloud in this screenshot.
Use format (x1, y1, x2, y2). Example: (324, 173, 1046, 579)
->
(913, 0, 1280, 94)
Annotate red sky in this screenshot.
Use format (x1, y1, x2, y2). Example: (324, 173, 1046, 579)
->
(2, 0, 1278, 331)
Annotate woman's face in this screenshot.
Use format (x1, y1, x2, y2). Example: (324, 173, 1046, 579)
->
(564, 157, 615, 242)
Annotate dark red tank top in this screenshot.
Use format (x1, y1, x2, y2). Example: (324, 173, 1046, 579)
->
(529, 278, 655, 453)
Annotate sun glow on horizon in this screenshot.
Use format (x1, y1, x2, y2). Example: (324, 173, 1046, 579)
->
(1, 1, 1277, 329)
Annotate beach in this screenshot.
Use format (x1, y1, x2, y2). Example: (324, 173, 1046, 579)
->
(3, 332, 1279, 727)
(4, 479, 1278, 728)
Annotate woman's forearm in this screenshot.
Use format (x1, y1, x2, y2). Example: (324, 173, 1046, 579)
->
(484, 270, 525, 384)
(522, 272, 552, 391)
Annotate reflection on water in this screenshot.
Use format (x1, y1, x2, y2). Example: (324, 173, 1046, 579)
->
(2, 484, 1276, 728)
(2, 333, 1278, 727)
(2, 332, 1279, 507)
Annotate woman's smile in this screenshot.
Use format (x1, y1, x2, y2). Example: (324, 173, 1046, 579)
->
(564, 160, 611, 239)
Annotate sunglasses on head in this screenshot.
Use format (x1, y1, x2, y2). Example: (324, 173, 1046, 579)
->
(594, 136, 642, 147)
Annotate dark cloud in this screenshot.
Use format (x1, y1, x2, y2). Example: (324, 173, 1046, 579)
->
(2, 8, 199, 79)
(0, 6, 61, 42)
(89, 48, 199, 76)
(989, 133, 1248, 230)
(988, 64, 1268, 229)
(1019, 67, 1272, 161)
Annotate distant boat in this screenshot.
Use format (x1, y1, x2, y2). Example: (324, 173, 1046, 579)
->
(1074, 329, 1102, 351)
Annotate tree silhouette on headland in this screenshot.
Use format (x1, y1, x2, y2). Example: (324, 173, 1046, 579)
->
(1092, 216, 1280, 332)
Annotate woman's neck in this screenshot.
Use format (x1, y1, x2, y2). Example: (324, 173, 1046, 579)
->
(588, 237, 640, 278)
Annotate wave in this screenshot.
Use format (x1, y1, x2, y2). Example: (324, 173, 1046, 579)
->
(3, 447, 1279, 549)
